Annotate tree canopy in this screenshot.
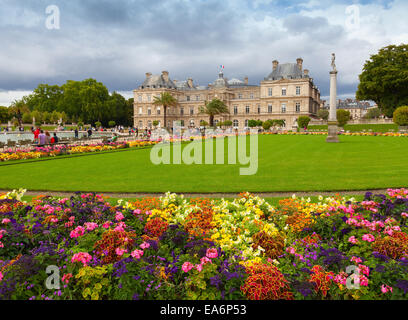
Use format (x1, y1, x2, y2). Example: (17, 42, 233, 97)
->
(13, 79, 133, 126)
(356, 44, 408, 118)
(199, 99, 229, 127)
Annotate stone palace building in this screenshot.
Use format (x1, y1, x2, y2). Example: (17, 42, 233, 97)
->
(133, 58, 322, 130)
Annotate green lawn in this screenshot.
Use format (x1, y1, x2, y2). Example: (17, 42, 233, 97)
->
(0, 135, 407, 193)
(308, 123, 398, 132)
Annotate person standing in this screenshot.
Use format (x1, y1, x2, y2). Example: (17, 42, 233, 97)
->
(38, 130, 46, 146)
(45, 131, 51, 144)
(75, 128, 79, 139)
(32, 127, 41, 143)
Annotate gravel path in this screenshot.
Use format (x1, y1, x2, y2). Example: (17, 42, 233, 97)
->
(0, 189, 391, 199)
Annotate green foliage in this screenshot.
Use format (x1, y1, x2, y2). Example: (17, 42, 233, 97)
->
(153, 92, 178, 129)
(108, 121, 116, 128)
(0, 106, 12, 123)
(152, 120, 159, 127)
(22, 112, 32, 124)
(337, 109, 351, 127)
(199, 99, 229, 127)
(247, 120, 258, 127)
(317, 109, 329, 120)
(356, 44, 408, 117)
(200, 120, 209, 127)
(297, 116, 311, 128)
(364, 108, 382, 119)
(95, 121, 102, 128)
(393, 106, 408, 126)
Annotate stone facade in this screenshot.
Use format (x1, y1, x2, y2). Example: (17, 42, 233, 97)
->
(133, 58, 322, 130)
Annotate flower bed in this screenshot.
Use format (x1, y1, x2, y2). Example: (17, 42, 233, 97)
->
(0, 189, 408, 300)
(0, 140, 160, 162)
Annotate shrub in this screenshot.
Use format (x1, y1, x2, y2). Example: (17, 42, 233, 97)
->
(297, 116, 311, 129)
(337, 109, 351, 127)
(108, 121, 116, 128)
(393, 106, 408, 126)
(248, 120, 258, 128)
(317, 109, 329, 120)
(95, 121, 102, 128)
(262, 120, 272, 131)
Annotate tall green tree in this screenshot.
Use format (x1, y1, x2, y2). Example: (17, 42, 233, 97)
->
(8, 99, 29, 127)
(337, 109, 351, 127)
(356, 44, 408, 117)
(153, 92, 178, 129)
(199, 98, 229, 127)
(0, 106, 11, 123)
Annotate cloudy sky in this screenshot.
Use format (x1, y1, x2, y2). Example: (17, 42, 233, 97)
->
(0, 0, 407, 106)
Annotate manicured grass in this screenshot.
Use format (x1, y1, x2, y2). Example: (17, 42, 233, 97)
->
(1, 135, 408, 193)
(308, 123, 398, 132)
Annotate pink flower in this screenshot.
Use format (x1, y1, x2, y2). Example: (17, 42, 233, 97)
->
(206, 248, 218, 259)
(360, 275, 369, 287)
(2, 218, 10, 224)
(381, 284, 393, 293)
(358, 264, 370, 276)
(195, 264, 203, 272)
(114, 222, 126, 232)
(70, 226, 85, 238)
(71, 252, 92, 266)
(200, 257, 212, 265)
(62, 273, 73, 284)
(64, 208, 72, 214)
(350, 256, 362, 264)
(182, 262, 194, 273)
(115, 212, 125, 221)
(115, 248, 127, 256)
(140, 242, 150, 250)
(401, 212, 408, 218)
(348, 236, 358, 244)
(131, 249, 144, 259)
(362, 234, 375, 242)
(102, 221, 112, 229)
(0, 271, 3, 282)
(133, 209, 141, 215)
(84, 222, 98, 231)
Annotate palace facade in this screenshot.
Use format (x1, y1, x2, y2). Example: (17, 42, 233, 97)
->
(133, 58, 322, 130)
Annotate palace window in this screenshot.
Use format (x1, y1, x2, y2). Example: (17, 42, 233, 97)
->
(138, 121, 143, 128)
(234, 106, 238, 115)
(139, 107, 143, 115)
(138, 95, 142, 102)
(268, 88, 273, 97)
(196, 95, 200, 101)
(257, 105, 261, 114)
(147, 108, 151, 115)
(245, 119, 249, 127)
(157, 107, 161, 115)
(268, 104, 272, 113)
(296, 103, 301, 113)
(281, 103, 287, 113)
(190, 107, 194, 115)
(180, 120, 185, 127)
(186, 96, 190, 101)
(282, 88, 286, 96)
(250, 93, 254, 99)
(245, 106, 250, 114)
(238, 93, 243, 99)
(233, 120, 239, 127)
(296, 86, 301, 95)
(147, 95, 151, 102)
(180, 107, 184, 115)
(147, 120, 152, 128)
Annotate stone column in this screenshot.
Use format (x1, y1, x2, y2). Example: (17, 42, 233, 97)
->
(326, 70, 339, 143)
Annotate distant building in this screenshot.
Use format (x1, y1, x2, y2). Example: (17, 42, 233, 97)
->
(324, 99, 372, 119)
(133, 58, 322, 129)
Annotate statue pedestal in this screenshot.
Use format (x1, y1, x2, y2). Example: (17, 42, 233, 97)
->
(326, 121, 339, 143)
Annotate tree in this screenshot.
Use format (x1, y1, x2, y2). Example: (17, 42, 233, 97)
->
(95, 121, 102, 128)
(8, 99, 29, 127)
(356, 44, 408, 118)
(393, 106, 408, 126)
(297, 116, 311, 129)
(317, 109, 329, 120)
(248, 120, 258, 128)
(153, 92, 178, 130)
(199, 99, 229, 127)
(153, 120, 159, 128)
(0, 106, 11, 123)
(108, 121, 116, 128)
(31, 110, 43, 124)
(42, 111, 51, 124)
(22, 112, 32, 124)
(364, 107, 382, 119)
(200, 120, 209, 127)
(223, 120, 232, 127)
(337, 109, 351, 127)
(51, 110, 60, 124)
(262, 120, 272, 131)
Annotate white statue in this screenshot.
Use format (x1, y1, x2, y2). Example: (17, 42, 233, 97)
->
(331, 53, 337, 71)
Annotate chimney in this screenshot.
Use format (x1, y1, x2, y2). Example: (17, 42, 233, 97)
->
(296, 58, 303, 71)
(162, 71, 169, 82)
(272, 60, 279, 70)
(187, 78, 194, 88)
(244, 76, 248, 85)
(303, 69, 309, 76)
(145, 72, 152, 78)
